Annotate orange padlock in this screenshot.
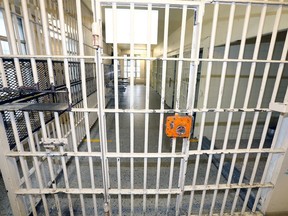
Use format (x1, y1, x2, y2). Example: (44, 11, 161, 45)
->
(165, 114, 192, 138)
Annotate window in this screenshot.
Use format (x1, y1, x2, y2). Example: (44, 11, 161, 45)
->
(0, 10, 27, 55)
(0, 10, 10, 54)
(17, 17, 27, 54)
(124, 55, 141, 78)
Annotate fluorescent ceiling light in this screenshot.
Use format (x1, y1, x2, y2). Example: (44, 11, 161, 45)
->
(105, 8, 158, 44)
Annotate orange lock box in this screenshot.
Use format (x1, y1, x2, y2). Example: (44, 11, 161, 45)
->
(165, 114, 193, 138)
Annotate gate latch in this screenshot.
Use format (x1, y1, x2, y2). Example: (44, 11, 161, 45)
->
(40, 138, 68, 149)
(165, 114, 192, 138)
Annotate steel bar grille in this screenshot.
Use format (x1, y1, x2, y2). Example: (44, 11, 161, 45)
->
(0, 0, 287, 216)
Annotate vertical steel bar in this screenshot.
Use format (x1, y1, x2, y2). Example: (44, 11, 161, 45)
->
(174, 5, 187, 111)
(129, 3, 135, 215)
(231, 5, 282, 213)
(213, 4, 251, 214)
(39, 112, 62, 216)
(54, 112, 74, 216)
(7, 112, 35, 215)
(39, 0, 55, 83)
(197, 4, 219, 215)
(93, 2, 110, 213)
(95, 48, 111, 212)
(21, 0, 39, 82)
(23, 112, 50, 216)
(220, 4, 266, 214)
(166, 6, 187, 214)
(182, 3, 205, 215)
(155, 4, 169, 213)
(57, 0, 72, 102)
(112, 3, 122, 215)
(166, 138, 176, 215)
(76, 0, 98, 215)
(187, 4, 205, 215)
(68, 112, 86, 215)
(143, 3, 152, 214)
(57, 0, 87, 212)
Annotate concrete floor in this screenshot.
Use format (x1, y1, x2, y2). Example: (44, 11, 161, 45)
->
(0, 85, 271, 215)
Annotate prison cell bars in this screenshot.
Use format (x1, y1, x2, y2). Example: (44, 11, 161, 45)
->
(198, 3, 220, 215)
(143, 4, 152, 213)
(173, 4, 190, 215)
(111, 3, 123, 215)
(39, 1, 75, 214)
(230, 3, 283, 214)
(76, 0, 98, 215)
(3, 0, 33, 214)
(187, 2, 218, 214)
(2, 0, 95, 212)
(209, 3, 251, 214)
(219, 3, 262, 213)
(129, 3, 136, 214)
(0, 0, 288, 216)
(155, 3, 169, 213)
(166, 4, 188, 214)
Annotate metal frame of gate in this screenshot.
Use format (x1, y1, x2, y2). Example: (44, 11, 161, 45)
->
(0, 0, 288, 215)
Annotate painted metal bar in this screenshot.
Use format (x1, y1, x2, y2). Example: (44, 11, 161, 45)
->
(39, 112, 62, 215)
(57, 1, 86, 213)
(6, 147, 285, 158)
(111, 3, 122, 215)
(143, 3, 152, 214)
(199, 3, 250, 215)
(270, 31, 288, 103)
(231, 4, 282, 214)
(95, 48, 111, 213)
(155, 4, 169, 213)
(68, 112, 86, 215)
(23, 112, 50, 216)
(246, 5, 285, 213)
(76, 1, 98, 215)
(129, 3, 135, 215)
(54, 112, 74, 216)
(178, 3, 204, 213)
(220, 8, 268, 213)
(39, 0, 55, 83)
(8, 112, 36, 215)
(21, 0, 38, 83)
(57, 0, 72, 103)
(222, 3, 257, 211)
(166, 138, 176, 214)
(198, 3, 219, 215)
(188, 4, 235, 215)
(166, 5, 187, 214)
(2, 53, 288, 64)
(175, 5, 187, 111)
(98, 0, 202, 6)
(72, 107, 271, 113)
(93, 2, 111, 214)
(14, 182, 274, 195)
(215, 0, 288, 6)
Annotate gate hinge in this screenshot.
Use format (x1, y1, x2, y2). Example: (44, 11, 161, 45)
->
(92, 20, 103, 49)
(40, 138, 68, 149)
(269, 102, 288, 114)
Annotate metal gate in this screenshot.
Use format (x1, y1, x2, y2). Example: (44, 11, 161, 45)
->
(0, 0, 288, 215)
